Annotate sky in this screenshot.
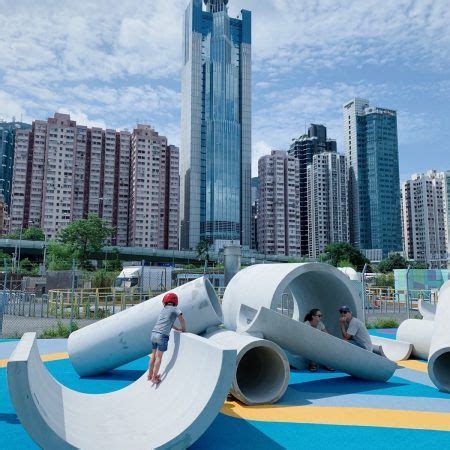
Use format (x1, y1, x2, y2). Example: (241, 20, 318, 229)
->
(0, 0, 449, 180)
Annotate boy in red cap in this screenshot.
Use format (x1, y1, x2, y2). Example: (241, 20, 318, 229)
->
(148, 292, 186, 383)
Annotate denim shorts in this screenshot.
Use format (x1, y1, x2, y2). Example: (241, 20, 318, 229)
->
(151, 332, 169, 352)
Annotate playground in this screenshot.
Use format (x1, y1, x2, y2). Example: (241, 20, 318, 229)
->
(2, 263, 450, 449)
(1, 328, 450, 449)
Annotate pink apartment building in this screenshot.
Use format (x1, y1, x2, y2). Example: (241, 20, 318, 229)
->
(9, 113, 179, 249)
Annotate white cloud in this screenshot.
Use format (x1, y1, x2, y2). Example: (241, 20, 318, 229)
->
(0, 0, 449, 179)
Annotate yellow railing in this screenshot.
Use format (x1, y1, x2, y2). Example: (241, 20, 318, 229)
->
(47, 288, 165, 319)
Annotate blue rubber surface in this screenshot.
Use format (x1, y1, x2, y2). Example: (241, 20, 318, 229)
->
(1, 335, 450, 449)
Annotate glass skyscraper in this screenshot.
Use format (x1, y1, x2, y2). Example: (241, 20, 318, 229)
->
(344, 99, 402, 257)
(181, 0, 251, 250)
(0, 121, 31, 207)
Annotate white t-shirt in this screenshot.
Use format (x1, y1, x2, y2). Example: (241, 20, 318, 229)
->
(347, 317, 372, 351)
(305, 320, 326, 332)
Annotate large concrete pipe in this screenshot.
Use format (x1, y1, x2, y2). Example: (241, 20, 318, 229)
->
(428, 282, 450, 392)
(68, 277, 223, 376)
(224, 245, 241, 286)
(205, 329, 290, 405)
(396, 319, 434, 360)
(418, 299, 436, 321)
(223, 263, 360, 337)
(242, 307, 397, 382)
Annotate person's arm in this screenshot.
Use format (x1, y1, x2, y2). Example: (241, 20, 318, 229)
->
(339, 317, 352, 340)
(178, 315, 186, 332)
(173, 314, 186, 332)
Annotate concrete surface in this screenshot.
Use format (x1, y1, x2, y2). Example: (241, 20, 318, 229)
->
(205, 329, 290, 405)
(428, 281, 450, 393)
(222, 263, 362, 337)
(7, 332, 236, 450)
(370, 336, 413, 361)
(68, 277, 223, 376)
(419, 299, 436, 321)
(242, 307, 398, 382)
(397, 319, 435, 360)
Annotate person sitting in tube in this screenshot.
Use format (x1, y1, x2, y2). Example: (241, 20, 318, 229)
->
(304, 308, 334, 372)
(338, 305, 373, 351)
(148, 292, 186, 384)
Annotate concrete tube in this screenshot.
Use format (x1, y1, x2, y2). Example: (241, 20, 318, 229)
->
(8, 332, 236, 450)
(224, 245, 241, 286)
(242, 307, 397, 382)
(205, 329, 290, 405)
(418, 299, 436, 321)
(396, 319, 435, 360)
(222, 263, 361, 338)
(428, 282, 450, 392)
(68, 277, 223, 376)
(370, 336, 413, 362)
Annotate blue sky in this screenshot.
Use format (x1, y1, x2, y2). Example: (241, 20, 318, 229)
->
(0, 0, 449, 179)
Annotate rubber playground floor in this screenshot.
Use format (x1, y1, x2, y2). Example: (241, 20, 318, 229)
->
(1, 329, 450, 450)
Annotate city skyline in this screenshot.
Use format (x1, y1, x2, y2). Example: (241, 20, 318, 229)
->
(0, 0, 449, 180)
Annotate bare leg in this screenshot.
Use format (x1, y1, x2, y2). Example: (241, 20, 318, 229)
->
(148, 351, 156, 380)
(151, 350, 164, 381)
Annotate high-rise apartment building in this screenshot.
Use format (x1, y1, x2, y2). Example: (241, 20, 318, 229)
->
(181, 0, 251, 250)
(257, 151, 301, 256)
(288, 124, 337, 256)
(0, 121, 31, 207)
(444, 171, 450, 263)
(307, 152, 349, 258)
(344, 99, 402, 257)
(251, 176, 259, 250)
(129, 125, 179, 249)
(9, 114, 179, 249)
(401, 171, 448, 268)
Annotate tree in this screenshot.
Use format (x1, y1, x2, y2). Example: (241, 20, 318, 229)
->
(18, 258, 39, 275)
(6, 226, 45, 241)
(46, 241, 73, 270)
(102, 248, 122, 272)
(57, 214, 113, 269)
(196, 240, 210, 272)
(377, 254, 408, 274)
(324, 243, 369, 271)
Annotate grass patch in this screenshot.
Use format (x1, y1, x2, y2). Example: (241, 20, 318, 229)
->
(366, 318, 399, 329)
(39, 321, 78, 338)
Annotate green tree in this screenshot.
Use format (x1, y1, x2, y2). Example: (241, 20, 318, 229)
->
(377, 254, 408, 273)
(196, 240, 210, 272)
(57, 214, 113, 269)
(324, 243, 369, 271)
(46, 241, 73, 270)
(18, 258, 39, 275)
(0, 251, 11, 263)
(6, 226, 45, 241)
(102, 248, 122, 271)
(372, 272, 395, 288)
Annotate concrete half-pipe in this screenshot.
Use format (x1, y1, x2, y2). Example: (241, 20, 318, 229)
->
(8, 332, 235, 450)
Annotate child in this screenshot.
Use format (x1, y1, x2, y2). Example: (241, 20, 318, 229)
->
(148, 292, 186, 383)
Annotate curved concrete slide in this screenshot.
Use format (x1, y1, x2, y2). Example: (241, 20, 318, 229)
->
(8, 332, 236, 450)
(397, 319, 435, 360)
(205, 329, 290, 405)
(419, 299, 436, 321)
(370, 336, 413, 361)
(428, 282, 450, 392)
(223, 263, 361, 337)
(242, 307, 397, 382)
(68, 277, 223, 376)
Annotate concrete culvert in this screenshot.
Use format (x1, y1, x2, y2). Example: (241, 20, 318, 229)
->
(428, 281, 450, 393)
(206, 330, 290, 405)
